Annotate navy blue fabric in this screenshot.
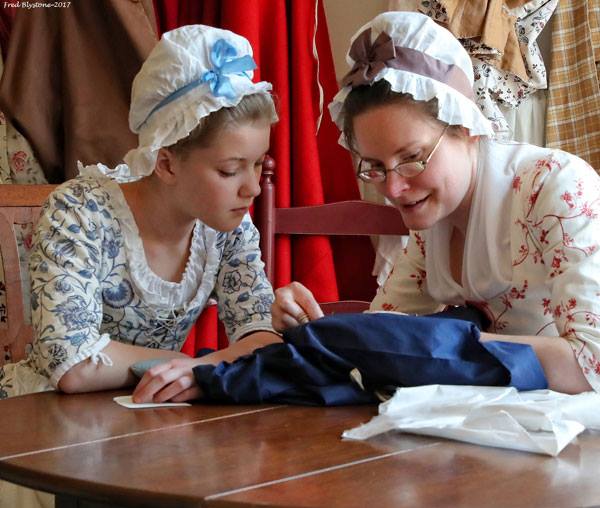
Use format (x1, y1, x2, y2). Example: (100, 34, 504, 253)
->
(434, 304, 490, 330)
(193, 312, 547, 406)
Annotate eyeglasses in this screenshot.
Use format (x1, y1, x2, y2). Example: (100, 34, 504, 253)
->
(356, 125, 449, 183)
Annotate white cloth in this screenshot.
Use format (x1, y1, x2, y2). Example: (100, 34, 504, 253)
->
(371, 138, 600, 392)
(329, 11, 494, 147)
(499, 90, 548, 146)
(343, 384, 600, 456)
(122, 24, 272, 179)
(372, 233, 406, 286)
(113, 395, 190, 408)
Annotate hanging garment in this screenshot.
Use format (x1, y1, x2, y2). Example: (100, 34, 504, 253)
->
(0, 46, 46, 185)
(411, 0, 557, 138)
(193, 310, 547, 406)
(469, 0, 557, 138)
(546, 1, 600, 172)
(414, 0, 529, 79)
(0, 0, 157, 182)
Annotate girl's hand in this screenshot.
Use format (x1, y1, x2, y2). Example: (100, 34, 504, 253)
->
(271, 282, 324, 332)
(132, 357, 203, 403)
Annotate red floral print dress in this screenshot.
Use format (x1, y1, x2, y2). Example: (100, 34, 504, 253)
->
(371, 139, 600, 391)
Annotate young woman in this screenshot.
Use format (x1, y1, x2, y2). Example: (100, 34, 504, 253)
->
(0, 25, 282, 403)
(272, 12, 600, 395)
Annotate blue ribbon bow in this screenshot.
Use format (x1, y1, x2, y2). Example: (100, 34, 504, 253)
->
(141, 39, 257, 127)
(201, 38, 257, 99)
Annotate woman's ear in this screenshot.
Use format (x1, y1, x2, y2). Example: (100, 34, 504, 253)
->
(154, 148, 178, 184)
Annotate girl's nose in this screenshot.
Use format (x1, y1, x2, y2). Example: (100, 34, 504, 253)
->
(240, 168, 262, 198)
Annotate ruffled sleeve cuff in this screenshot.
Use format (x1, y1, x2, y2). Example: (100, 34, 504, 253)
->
(49, 333, 112, 389)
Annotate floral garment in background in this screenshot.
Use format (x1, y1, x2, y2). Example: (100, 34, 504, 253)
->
(417, 0, 557, 138)
(0, 113, 47, 185)
(0, 49, 48, 362)
(0, 49, 47, 185)
(0, 111, 47, 330)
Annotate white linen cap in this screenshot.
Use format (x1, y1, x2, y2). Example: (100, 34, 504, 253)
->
(329, 11, 494, 145)
(121, 24, 272, 179)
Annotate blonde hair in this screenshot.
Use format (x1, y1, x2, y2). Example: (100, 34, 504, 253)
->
(168, 93, 278, 158)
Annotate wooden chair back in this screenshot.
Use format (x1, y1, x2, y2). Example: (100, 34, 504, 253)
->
(0, 184, 56, 366)
(256, 158, 408, 314)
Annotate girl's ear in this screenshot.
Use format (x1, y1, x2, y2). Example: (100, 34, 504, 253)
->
(154, 148, 178, 184)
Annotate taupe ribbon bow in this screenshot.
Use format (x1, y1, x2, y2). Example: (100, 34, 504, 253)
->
(341, 28, 395, 88)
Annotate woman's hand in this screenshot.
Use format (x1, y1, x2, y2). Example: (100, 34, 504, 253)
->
(132, 357, 203, 403)
(131, 331, 282, 403)
(271, 282, 324, 332)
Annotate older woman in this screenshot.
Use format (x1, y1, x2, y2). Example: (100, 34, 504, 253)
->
(272, 11, 600, 395)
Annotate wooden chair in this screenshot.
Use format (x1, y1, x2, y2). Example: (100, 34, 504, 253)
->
(0, 184, 56, 366)
(256, 158, 408, 314)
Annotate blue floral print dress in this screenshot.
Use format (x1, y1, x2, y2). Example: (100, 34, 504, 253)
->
(0, 171, 274, 398)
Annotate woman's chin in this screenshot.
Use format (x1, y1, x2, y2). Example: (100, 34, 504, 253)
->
(399, 211, 436, 231)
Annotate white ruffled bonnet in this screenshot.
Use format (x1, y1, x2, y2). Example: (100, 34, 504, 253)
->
(329, 11, 494, 145)
(112, 24, 272, 180)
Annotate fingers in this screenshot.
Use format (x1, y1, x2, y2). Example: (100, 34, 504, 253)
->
(132, 361, 172, 402)
(151, 372, 196, 403)
(296, 312, 310, 324)
(132, 359, 199, 403)
(171, 385, 203, 402)
(276, 311, 306, 331)
(272, 282, 324, 332)
(284, 281, 325, 320)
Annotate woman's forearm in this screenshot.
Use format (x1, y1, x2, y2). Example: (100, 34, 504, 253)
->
(479, 332, 592, 394)
(194, 331, 282, 366)
(57, 340, 187, 394)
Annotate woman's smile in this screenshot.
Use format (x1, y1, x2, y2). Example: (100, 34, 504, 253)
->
(398, 195, 430, 208)
(353, 102, 478, 232)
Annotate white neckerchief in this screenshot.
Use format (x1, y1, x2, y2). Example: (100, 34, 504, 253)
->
(425, 139, 516, 304)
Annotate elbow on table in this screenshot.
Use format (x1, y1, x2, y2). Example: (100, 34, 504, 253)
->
(57, 365, 88, 394)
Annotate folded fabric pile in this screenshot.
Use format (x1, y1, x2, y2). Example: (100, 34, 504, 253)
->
(343, 384, 600, 456)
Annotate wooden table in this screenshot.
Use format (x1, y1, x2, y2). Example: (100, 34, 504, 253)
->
(1, 390, 600, 508)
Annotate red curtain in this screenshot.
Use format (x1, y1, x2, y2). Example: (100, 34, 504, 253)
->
(154, 0, 377, 353)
